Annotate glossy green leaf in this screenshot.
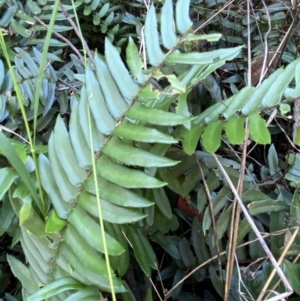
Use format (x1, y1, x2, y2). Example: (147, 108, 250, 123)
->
(191, 218, 211, 264)
(0, 195, 15, 236)
(124, 225, 158, 277)
(267, 144, 281, 178)
(54, 115, 87, 186)
(102, 137, 178, 168)
(68, 205, 124, 256)
(0, 132, 42, 213)
(64, 287, 99, 301)
(282, 260, 300, 295)
(183, 33, 221, 42)
(262, 58, 300, 108)
(62, 224, 109, 274)
(96, 155, 166, 188)
(85, 64, 115, 135)
(45, 209, 67, 233)
(26, 277, 85, 301)
(178, 237, 197, 269)
(202, 121, 224, 153)
(105, 38, 139, 101)
(114, 120, 177, 144)
(166, 46, 243, 65)
(152, 187, 172, 219)
(176, 0, 192, 34)
(126, 37, 148, 84)
(48, 134, 79, 203)
(236, 218, 251, 244)
(0, 167, 18, 200)
(39, 153, 71, 219)
(94, 53, 129, 118)
(225, 115, 246, 145)
(77, 191, 146, 223)
(84, 175, 153, 208)
(7, 254, 39, 295)
(145, 5, 165, 66)
(248, 199, 289, 215)
(290, 190, 300, 223)
(214, 204, 233, 242)
(69, 99, 92, 170)
(161, 0, 178, 49)
(151, 231, 180, 260)
(126, 103, 192, 126)
(19, 198, 32, 225)
(248, 112, 271, 144)
(182, 125, 205, 155)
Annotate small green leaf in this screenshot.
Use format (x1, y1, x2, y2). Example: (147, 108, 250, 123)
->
(19, 199, 32, 225)
(68, 205, 124, 256)
(202, 121, 224, 153)
(26, 277, 85, 301)
(126, 103, 192, 126)
(102, 137, 178, 168)
(114, 120, 177, 144)
(7, 255, 39, 295)
(182, 125, 205, 155)
(124, 225, 158, 277)
(0, 168, 18, 200)
(248, 199, 289, 215)
(282, 260, 300, 295)
(249, 112, 271, 144)
(45, 210, 67, 233)
(96, 155, 167, 188)
(225, 115, 245, 145)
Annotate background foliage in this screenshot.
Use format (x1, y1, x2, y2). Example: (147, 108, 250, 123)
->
(1, 0, 300, 300)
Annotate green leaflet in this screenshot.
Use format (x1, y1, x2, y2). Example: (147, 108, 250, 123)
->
(45, 209, 67, 233)
(151, 231, 180, 260)
(225, 115, 246, 145)
(96, 154, 167, 188)
(126, 102, 192, 126)
(113, 120, 177, 144)
(105, 38, 139, 102)
(144, 5, 165, 66)
(85, 64, 115, 135)
(48, 134, 79, 203)
(178, 237, 197, 269)
(54, 115, 87, 187)
(77, 191, 146, 223)
(176, 0, 193, 34)
(182, 125, 205, 155)
(84, 176, 153, 208)
(126, 37, 148, 84)
(0, 195, 15, 236)
(160, 0, 178, 49)
(124, 225, 158, 277)
(0, 132, 42, 213)
(7, 254, 39, 295)
(166, 46, 243, 65)
(0, 167, 18, 200)
(282, 259, 300, 296)
(39, 153, 72, 219)
(94, 53, 129, 118)
(26, 277, 85, 301)
(202, 121, 224, 153)
(152, 187, 172, 219)
(102, 137, 179, 168)
(68, 205, 124, 256)
(248, 199, 289, 215)
(249, 112, 271, 144)
(69, 99, 92, 170)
